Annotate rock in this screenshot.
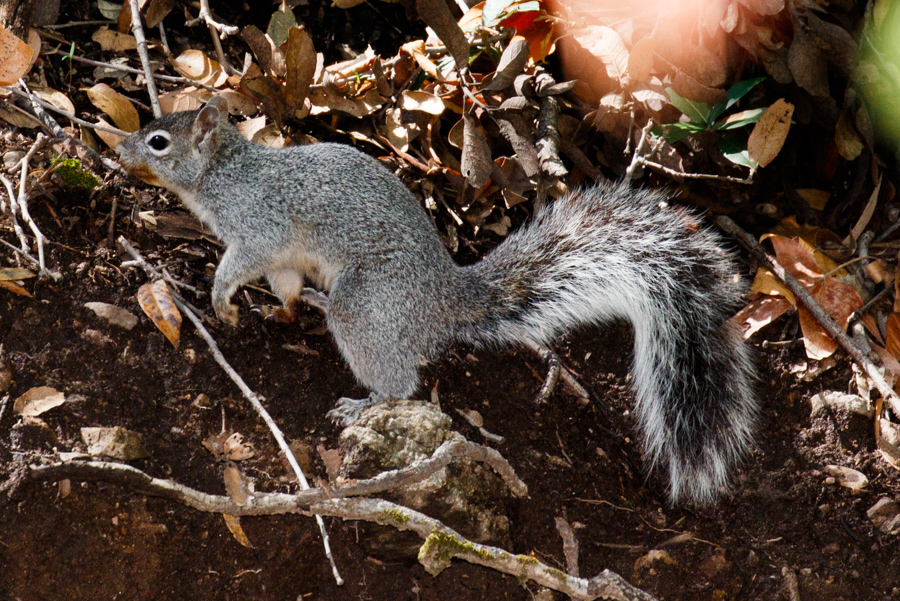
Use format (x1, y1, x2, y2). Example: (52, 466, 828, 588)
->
(81, 426, 150, 460)
(84, 302, 139, 330)
(339, 400, 512, 554)
(809, 391, 873, 418)
(867, 498, 900, 534)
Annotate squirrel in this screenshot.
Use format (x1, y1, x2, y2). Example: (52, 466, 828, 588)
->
(116, 96, 758, 505)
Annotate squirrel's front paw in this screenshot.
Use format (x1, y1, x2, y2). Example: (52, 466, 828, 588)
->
(214, 302, 240, 327)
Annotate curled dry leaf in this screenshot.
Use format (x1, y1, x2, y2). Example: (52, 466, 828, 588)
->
(223, 514, 254, 547)
(30, 86, 75, 115)
(398, 90, 446, 115)
(81, 426, 150, 460)
(402, 40, 443, 82)
(0, 277, 32, 297)
(136, 279, 182, 348)
(0, 26, 35, 85)
(14, 386, 66, 417)
(747, 98, 794, 168)
(86, 83, 140, 132)
(158, 87, 210, 114)
(417, 0, 469, 73)
(91, 26, 137, 52)
(173, 49, 228, 88)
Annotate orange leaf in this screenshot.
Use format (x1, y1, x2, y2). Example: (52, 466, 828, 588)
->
(137, 279, 182, 348)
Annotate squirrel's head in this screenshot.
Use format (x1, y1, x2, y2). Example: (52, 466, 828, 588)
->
(116, 96, 229, 194)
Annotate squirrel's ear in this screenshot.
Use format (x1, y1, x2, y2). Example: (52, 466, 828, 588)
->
(192, 96, 228, 149)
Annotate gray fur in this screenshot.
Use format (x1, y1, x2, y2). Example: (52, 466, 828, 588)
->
(117, 102, 758, 505)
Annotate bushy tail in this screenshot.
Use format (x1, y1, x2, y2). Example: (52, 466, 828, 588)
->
(458, 182, 757, 504)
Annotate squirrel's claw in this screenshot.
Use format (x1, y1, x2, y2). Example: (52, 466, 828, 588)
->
(327, 393, 385, 426)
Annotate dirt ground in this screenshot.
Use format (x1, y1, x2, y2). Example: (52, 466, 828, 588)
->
(2, 181, 900, 601)
(3, 2, 900, 600)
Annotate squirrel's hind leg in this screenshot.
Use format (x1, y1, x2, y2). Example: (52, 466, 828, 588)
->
(325, 267, 424, 401)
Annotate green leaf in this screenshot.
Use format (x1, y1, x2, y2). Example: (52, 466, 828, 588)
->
(666, 87, 710, 127)
(714, 107, 766, 130)
(718, 136, 756, 168)
(267, 5, 296, 47)
(483, 0, 540, 27)
(725, 77, 765, 110)
(663, 122, 704, 143)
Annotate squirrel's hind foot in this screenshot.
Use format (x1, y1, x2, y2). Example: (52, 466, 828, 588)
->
(327, 392, 389, 426)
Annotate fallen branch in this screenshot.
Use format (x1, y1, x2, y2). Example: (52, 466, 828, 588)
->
(716, 215, 900, 420)
(315, 498, 657, 601)
(128, 0, 162, 118)
(25, 457, 652, 601)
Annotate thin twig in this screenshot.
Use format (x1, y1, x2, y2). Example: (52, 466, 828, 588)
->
(535, 346, 560, 404)
(117, 236, 343, 585)
(56, 52, 218, 89)
(1, 86, 127, 137)
(128, 0, 162, 119)
(186, 0, 239, 37)
(637, 158, 753, 185)
(716, 215, 900, 420)
(625, 121, 654, 181)
(43, 20, 115, 29)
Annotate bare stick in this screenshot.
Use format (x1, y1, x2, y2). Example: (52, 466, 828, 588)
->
(625, 121, 654, 181)
(716, 215, 900, 420)
(186, 0, 239, 37)
(128, 0, 162, 119)
(535, 346, 560, 404)
(0, 174, 31, 261)
(58, 53, 218, 89)
(637, 158, 753, 185)
(43, 20, 115, 29)
(117, 236, 342, 584)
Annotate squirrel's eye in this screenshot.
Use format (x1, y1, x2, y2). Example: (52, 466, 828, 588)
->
(148, 134, 169, 151)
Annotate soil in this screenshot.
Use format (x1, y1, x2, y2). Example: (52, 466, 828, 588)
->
(1, 175, 899, 601)
(3, 2, 900, 600)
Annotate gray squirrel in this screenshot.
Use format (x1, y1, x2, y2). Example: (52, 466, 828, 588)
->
(117, 96, 757, 505)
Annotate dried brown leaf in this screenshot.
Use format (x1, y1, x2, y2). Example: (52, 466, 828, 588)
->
(730, 295, 793, 339)
(461, 112, 492, 188)
(86, 83, 140, 132)
(398, 90, 445, 115)
(627, 37, 654, 84)
(94, 117, 126, 149)
(748, 98, 793, 168)
(788, 28, 828, 97)
(222, 514, 254, 547)
(240, 25, 286, 79)
(574, 25, 629, 85)
(402, 40, 443, 81)
(137, 279, 182, 348)
(174, 49, 228, 88)
(91, 26, 137, 52)
(835, 106, 864, 161)
(144, 0, 175, 28)
(0, 26, 34, 85)
(282, 25, 316, 110)
(417, 0, 469, 73)
(485, 36, 529, 91)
